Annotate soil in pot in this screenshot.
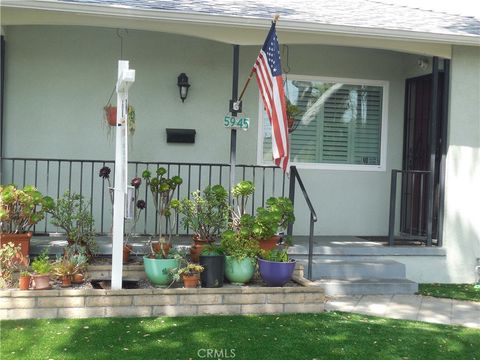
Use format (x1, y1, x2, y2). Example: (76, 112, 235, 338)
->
(18, 275, 31, 290)
(199, 254, 225, 288)
(182, 274, 200, 288)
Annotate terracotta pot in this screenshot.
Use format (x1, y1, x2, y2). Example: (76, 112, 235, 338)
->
(32, 274, 51, 290)
(182, 274, 200, 288)
(258, 235, 281, 251)
(190, 237, 214, 263)
(123, 244, 133, 263)
(105, 106, 117, 126)
(0, 232, 32, 259)
(72, 273, 85, 284)
(61, 275, 72, 288)
(18, 275, 31, 290)
(152, 242, 171, 258)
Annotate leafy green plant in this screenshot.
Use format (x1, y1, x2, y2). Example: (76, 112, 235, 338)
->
(261, 248, 289, 262)
(253, 197, 295, 241)
(49, 191, 96, 257)
(0, 242, 27, 288)
(31, 250, 52, 275)
(173, 185, 229, 242)
(171, 263, 204, 283)
(52, 257, 81, 277)
(220, 228, 261, 260)
(201, 243, 225, 256)
(0, 185, 54, 233)
(231, 181, 255, 228)
(142, 167, 182, 248)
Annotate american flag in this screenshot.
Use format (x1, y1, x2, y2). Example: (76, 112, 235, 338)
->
(253, 22, 289, 173)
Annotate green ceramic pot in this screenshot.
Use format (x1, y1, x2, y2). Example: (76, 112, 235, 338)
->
(143, 257, 179, 286)
(224, 256, 256, 285)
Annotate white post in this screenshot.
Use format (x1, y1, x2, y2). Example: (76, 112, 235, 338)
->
(111, 60, 135, 290)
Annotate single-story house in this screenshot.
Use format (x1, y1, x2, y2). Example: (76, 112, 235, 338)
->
(1, 0, 479, 287)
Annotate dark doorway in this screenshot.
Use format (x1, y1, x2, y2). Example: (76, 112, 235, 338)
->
(401, 73, 444, 239)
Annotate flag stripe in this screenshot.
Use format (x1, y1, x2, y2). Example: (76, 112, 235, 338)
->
(252, 23, 289, 173)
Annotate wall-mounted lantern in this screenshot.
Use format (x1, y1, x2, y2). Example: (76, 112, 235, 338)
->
(177, 73, 190, 102)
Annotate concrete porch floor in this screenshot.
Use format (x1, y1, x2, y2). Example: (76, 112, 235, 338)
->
(30, 234, 446, 257)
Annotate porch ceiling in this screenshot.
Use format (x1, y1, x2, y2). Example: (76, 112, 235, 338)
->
(0, 2, 464, 58)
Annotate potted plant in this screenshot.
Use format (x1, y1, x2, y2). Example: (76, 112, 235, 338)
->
(123, 177, 146, 263)
(0, 242, 28, 288)
(221, 225, 260, 285)
(49, 191, 97, 257)
(143, 245, 181, 287)
(231, 181, 255, 230)
(173, 185, 229, 262)
(258, 248, 296, 287)
(286, 98, 300, 131)
(52, 257, 79, 287)
(18, 270, 31, 290)
(0, 185, 54, 258)
(31, 249, 52, 290)
(171, 261, 204, 288)
(199, 244, 225, 288)
(141, 167, 182, 258)
(253, 197, 295, 251)
(69, 251, 88, 284)
(104, 104, 136, 135)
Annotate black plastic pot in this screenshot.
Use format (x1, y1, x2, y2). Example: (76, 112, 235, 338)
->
(199, 254, 225, 288)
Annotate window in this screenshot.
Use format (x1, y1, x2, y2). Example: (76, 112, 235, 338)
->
(258, 75, 388, 171)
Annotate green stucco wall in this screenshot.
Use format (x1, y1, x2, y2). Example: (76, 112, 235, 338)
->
(3, 25, 428, 236)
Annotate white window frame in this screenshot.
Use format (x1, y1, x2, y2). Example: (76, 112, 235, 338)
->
(256, 74, 389, 171)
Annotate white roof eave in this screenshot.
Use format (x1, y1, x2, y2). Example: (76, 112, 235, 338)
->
(3, 0, 479, 57)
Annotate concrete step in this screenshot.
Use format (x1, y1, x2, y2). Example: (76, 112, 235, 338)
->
(312, 278, 418, 296)
(297, 259, 406, 279)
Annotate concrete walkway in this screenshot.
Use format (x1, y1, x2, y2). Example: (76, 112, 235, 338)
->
(325, 295, 480, 328)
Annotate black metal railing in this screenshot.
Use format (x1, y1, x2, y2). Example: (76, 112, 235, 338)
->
(288, 166, 318, 280)
(388, 169, 433, 246)
(1, 157, 287, 236)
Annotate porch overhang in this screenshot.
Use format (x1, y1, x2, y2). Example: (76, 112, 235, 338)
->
(3, 1, 480, 59)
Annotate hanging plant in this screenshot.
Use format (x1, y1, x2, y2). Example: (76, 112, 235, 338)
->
(286, 97, 300, 133)
(102, 103, 136, 136)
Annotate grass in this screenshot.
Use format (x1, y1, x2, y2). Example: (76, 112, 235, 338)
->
(419, 283, 480, 302)
(1, 312, 479, 360)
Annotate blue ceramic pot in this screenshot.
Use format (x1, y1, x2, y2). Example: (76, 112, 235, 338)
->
(224, 256, 256, 285)
(143, 257, 179, 287)
(258, 258, 296, 287)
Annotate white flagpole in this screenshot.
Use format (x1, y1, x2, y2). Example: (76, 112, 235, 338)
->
(112, 60, 135, 290)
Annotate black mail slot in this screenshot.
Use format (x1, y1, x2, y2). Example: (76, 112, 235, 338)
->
(166, 128, 196, 144)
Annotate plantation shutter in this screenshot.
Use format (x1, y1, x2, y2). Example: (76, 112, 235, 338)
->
(262, 80, 384, 166)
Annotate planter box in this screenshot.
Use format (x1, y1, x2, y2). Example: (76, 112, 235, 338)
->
(0, 232, 32, 258)
(0, 265, 325, 319)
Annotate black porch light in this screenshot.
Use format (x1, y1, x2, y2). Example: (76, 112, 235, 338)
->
(177, 73, 190, 102)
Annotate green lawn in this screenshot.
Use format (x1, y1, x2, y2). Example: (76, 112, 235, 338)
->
(419, 283, 480, 302)
(1, 313, 479, 360)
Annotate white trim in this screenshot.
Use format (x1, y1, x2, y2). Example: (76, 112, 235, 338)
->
(257, 74, 389, 172)
(1, 0, 479, 47)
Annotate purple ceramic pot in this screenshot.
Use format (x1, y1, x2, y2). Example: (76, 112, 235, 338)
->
(258, 258, 296, 287)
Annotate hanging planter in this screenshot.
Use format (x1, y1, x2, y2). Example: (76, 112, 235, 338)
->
(104, 105, 117, 126)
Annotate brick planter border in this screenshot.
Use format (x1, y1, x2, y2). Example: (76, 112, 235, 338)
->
(0, 271, 325, 319)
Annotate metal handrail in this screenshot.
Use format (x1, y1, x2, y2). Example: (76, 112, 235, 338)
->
(288, 165, 318, 280)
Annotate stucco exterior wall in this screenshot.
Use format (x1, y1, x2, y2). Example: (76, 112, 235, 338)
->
(441, 45, 480, 282)
(3, 25, 422, 236)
